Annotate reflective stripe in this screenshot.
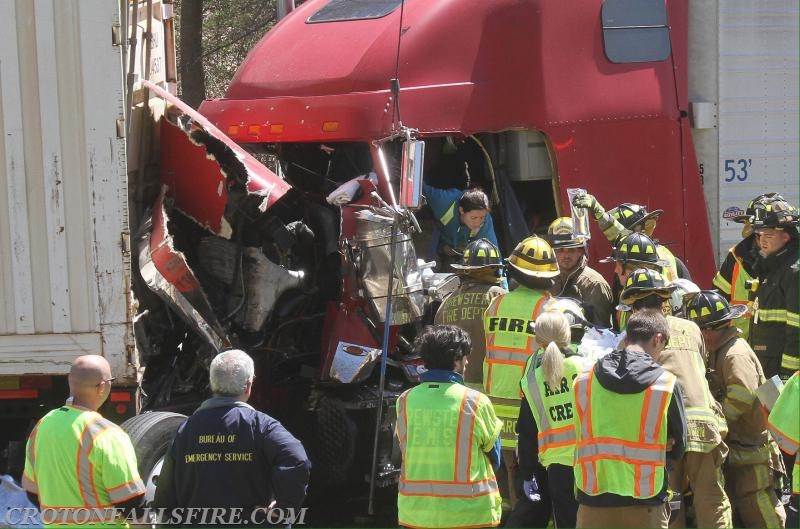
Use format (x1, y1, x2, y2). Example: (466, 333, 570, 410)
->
(712, 272, 732, 295)
(399, 477, 499, 497)
(22, 423, 40, 494)
(782, 354, 800, 371)
(787, 311, 800, 328)
(756, 308, 790, 324)
(726, 384, 756, 405)
(524, 359, 579, 453)
(768, 421, 800, 455)
(485, 350, 531, 363)
(641, 372, 674, 445)
(574, 372, 596, 492)
(77, 416, 115, 508)
(577, 441, 664, 462)
(455, 391, 481, 482)
(106, 479, 145, 504)
(439, 201, 456, 227)
(396, 393, 409, 457)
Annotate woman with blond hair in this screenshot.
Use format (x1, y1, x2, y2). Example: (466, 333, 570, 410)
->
(516, 310, 594, 528)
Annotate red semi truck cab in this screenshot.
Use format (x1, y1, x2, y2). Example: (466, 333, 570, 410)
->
(199, 0, 716, 281)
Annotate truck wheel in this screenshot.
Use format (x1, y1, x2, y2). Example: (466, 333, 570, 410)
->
(120, 412, 186, 505)
(310, 398, 356, 488)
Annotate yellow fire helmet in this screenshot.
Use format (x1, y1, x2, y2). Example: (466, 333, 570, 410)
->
(506, 235, 560, 278)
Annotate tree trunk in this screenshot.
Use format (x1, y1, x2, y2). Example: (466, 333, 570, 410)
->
(179, 0, 205, 108)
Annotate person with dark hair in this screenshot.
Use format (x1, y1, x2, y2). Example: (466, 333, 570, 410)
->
(396, 325, 503, 528)
(619, 270, 731, 528)
(685, 291, 786, 528)
(572, 310, 686, 528)
(423, 183, 498, 268)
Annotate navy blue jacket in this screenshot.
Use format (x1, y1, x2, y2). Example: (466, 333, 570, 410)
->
(153, 397, 310, 526)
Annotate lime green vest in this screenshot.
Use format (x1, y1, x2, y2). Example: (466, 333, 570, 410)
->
(483, 288, 549, 400)
(768, 372, 800, 494)
(522, 353, 593, 468)
(396, 383, 503, 528)
(573, 368, 675, 498)
(21, 406, 144, 526)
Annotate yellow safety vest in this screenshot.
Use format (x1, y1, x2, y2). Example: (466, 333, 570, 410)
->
(768, 371, 800, 495)
(712, 246, 754, 339)
(21, 406, 144, 526)
(396, 383, 503, 528)
(521, 353, 594, 468)
(483, 288, 549, 449)
(574, 368, 675, 499)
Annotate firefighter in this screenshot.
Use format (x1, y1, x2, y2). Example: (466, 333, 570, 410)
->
(748, 196, 799, 380)
(21, 356, 145, 525)
(546, 217, 613, 327)
(685, 291, 787, 528)
(573, 310, 686, 529)
(396, 325, 503, 529)
(599, 231, 667, 331)
(517, 311, 594, 528)
(768, 371, 799, 529)
(483, 235, 558, 508)
(620, 270, 732, 528)
(712, 193, 784, 339)
(572, 194, 691, 281)
(434, 238, 507, 390)
(423, 184, 498, 268)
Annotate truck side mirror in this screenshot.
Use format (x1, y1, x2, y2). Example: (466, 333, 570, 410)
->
(399, 140, 425, 209)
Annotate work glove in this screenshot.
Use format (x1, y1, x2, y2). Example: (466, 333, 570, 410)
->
(523, 475, 542, 502)
(572, 193, 606, 220)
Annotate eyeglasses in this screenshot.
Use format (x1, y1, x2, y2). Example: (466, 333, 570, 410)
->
(96, 377, 116, 387)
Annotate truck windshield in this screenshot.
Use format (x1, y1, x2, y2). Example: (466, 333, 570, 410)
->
(307, 0, 403, 23)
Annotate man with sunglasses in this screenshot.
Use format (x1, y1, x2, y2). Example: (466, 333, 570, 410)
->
(22, 355, 145, 526)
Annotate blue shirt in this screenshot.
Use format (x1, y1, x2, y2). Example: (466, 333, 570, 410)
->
(420, 369, 502, 470)
(423, 184, 499, 250)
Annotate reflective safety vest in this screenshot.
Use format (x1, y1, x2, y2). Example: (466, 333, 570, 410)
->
(574, 369, 675, 499)
(768, 371, 800, 495)
(522, 353, 594, 468)
(21, 406, 145, 526)
(712, 246, 754, 339)
(396, 383, 503, 528)
(483, 288, 550, 400)
(656, 244, 678, 282)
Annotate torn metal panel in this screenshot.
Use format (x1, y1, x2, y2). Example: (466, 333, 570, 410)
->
(139, 187, 230, 352)
(146, 80, 291, 238)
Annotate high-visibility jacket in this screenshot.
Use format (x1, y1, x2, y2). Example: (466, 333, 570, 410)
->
(483, 287, 550, 448)
(573, 369, 676, 499)
(21, 406, 145, 526)
(768, 371, 800, 494)
(713, 242, 755, 339)
(521, 352, 593, 468)
(396, 382, 503, 528)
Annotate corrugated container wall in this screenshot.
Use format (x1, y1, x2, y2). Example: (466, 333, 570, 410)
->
(0, 0, 131, 377)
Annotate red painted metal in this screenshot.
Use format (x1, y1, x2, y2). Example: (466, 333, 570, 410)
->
(197, 0, 715, 283)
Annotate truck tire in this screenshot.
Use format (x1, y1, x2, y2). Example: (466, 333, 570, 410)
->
(120, 412, 186, 503)
(310, 398, 356, 488)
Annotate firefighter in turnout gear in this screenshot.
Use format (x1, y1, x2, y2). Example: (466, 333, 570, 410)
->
(686, 291, 787, 528)
(599, 231, 667, 331)
(572, 310, 686, 529)
(748, 196, 799, 380)
(768, 371, 800, 529)
(712, 193, 783, 339)
(484, 235, 558, 508)
(546, 217, 613, 327)
(620, 270, 733, 528)
(396, 325, 503, 528)
(435, 238, 507, 390)
(572, 194, 691, 282)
